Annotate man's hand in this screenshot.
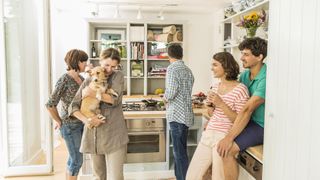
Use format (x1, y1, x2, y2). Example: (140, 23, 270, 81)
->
(82, 87, 96, 99)
(217, 136, 234, 158)
(160, 94, 168, 105)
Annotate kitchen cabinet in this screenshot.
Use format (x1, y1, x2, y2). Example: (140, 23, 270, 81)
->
(168, 115, 204, 169)
(238, 165, 256, 180)
(87, 21, 185, 96)
(218, 0, 269, 72)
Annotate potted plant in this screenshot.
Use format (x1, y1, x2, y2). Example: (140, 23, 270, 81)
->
(236, 10, 266, 38)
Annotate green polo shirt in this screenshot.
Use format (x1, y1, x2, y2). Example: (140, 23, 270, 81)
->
(239, 64, 267, 128)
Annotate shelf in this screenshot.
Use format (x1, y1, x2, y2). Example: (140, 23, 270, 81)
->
(147, 41, 183, 44)
(89, 58, 127, 61)
(169, 139, 198, 147)
(148, 59, 169, 61)
(222, 0, 269, 23)
(221, 43, 239, 49)
(90, 39, 127, 44)
(130, 41, 145, 43)
(221, 38, 268, 49)
(130, 59, 144, 61)
(147, 76, 166, 79)
(169, 138, 198, 147)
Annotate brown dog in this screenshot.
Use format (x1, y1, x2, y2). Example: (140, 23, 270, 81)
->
(80, 66, 118, 128)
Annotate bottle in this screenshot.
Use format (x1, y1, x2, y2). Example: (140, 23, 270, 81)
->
(91, 43, 97, 58)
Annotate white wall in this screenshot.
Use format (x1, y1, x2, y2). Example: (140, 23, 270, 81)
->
(50, 10, 89, 84)
(264, 0, 320, 179)
(50, 7, 219, 93)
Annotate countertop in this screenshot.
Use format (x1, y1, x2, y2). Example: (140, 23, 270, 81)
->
(123, 107, 207, 119)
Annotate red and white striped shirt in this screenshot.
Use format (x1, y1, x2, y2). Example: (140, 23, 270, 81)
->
(207, 83, 249, 133)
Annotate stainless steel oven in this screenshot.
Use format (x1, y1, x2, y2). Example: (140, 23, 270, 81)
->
(126, 118, 166, 163)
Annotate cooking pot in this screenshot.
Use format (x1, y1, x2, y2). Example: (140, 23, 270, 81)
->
(141, 99, 158, 106)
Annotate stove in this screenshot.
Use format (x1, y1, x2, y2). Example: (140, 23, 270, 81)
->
(122, 100, 165, 111)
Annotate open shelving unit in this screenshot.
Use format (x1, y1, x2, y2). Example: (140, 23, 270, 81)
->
(221, 0, 269, 23)
(87, 21, 185, 96)
(219, 0, 269, 72)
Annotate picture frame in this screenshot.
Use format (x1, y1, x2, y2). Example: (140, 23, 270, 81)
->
(96, 29, 126, 41)
(96, 29, 127, 58)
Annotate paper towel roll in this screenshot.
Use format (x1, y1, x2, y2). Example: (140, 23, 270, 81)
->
(162, 25, 176, 34)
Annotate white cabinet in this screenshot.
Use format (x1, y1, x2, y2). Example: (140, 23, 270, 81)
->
(87, 21, 185, 96)
(238, 166, 256, 180)
(218, 0, 269, 71)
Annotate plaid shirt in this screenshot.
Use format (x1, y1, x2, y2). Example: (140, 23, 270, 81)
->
(164, 60, 194, 127)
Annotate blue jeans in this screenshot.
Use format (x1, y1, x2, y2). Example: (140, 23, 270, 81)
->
(170, 122, 189, 180)
(60, 121, 84, 176)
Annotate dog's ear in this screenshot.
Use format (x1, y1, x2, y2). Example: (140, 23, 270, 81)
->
(86, 69, 93, 76)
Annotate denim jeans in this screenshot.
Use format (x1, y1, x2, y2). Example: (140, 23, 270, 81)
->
(170, 121, 189, 180)
(60, 121, 84, 176)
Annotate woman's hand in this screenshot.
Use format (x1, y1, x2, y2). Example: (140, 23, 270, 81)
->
(87, 115, 105, 128)
(207, 106, 215, 117)
(208, 92, 224, 108)
(54, 120, 62, 130)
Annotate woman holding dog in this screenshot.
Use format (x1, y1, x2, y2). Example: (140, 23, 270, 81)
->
(46, 49, 89, 180)
(186, 52, 249, 180)
(69, 48, 128, 180)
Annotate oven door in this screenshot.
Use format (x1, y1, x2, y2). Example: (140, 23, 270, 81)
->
(126, 131, 165, 163)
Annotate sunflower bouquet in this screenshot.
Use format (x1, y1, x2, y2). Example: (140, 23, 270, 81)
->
(236, 10, 266, 37)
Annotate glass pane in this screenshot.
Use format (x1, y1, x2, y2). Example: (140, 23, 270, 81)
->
(4, 0, 47, 167)
(128, 135, 160, 153)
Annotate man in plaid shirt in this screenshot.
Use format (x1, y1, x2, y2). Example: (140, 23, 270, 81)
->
(164, 43, 194, 180)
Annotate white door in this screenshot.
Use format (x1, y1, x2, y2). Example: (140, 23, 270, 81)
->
(0, 0, 52, 176)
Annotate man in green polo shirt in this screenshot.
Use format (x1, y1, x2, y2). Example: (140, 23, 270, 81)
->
(217, 37, 267, 180)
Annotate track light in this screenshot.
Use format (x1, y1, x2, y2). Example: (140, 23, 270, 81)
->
(114, 5, 120, 18)
(157, 10, 164, 20)
(91, 3, 99, 16)
(136, 7, 142, 20)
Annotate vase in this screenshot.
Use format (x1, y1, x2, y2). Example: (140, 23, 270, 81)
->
(246, 27, 258, 38)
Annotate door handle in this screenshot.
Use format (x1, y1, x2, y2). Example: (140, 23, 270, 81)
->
(128, 131, 163, 136)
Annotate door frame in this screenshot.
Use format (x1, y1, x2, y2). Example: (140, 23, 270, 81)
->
(0, 0, 53, 176)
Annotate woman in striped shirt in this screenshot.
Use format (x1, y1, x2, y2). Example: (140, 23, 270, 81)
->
(186, 52, 249, 180)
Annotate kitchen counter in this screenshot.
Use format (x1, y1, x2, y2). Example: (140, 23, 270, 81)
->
(122, 97, 263, 163)
(123, 106, 207, 119)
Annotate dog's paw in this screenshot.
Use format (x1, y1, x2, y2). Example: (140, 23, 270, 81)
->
(97, 114, 106, 120)
(96, 93, 102, 101)
(108, 89, 119, 97)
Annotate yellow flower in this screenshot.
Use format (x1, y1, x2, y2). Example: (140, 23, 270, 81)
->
(236, 10, 266, 29)
(244, 15, 251, 20)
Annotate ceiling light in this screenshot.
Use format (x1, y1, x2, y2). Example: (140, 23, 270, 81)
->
(91, 3, 99, 16)
(114, 5, 120, 18)
(157, 10, 164, 20)
(136, 7, 142, 20)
